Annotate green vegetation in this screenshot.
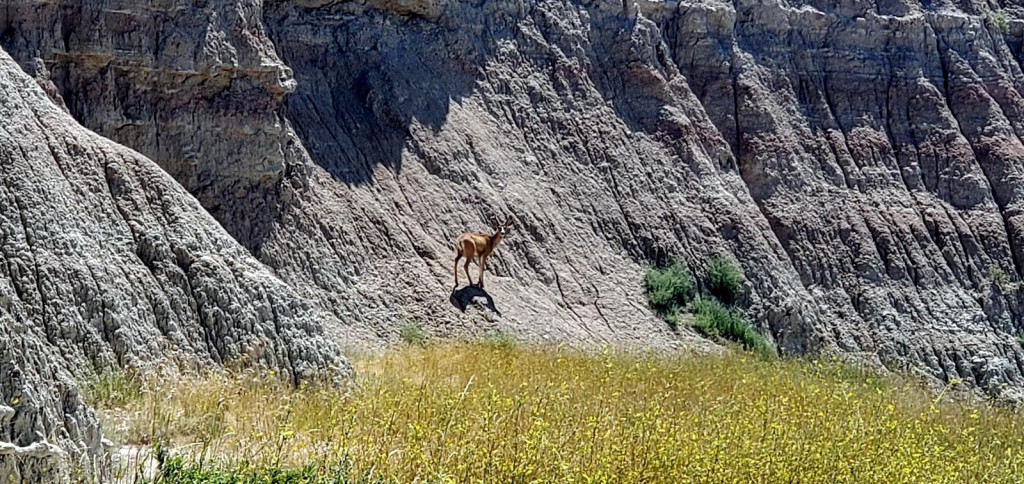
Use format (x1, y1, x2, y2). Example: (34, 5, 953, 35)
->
(991, 10, 1010, 34)
(399, 320, 427, 346)
(706, 255, 744, 304)
(152, 453, 347, 484)
(97, 344, 1024, 483)
(643, 260, 694, 314)
(644, 256, 769, 354)
(988, 263, 1010, 286)
(987, 263, 1021, 293)
(691, 299, 774, 357)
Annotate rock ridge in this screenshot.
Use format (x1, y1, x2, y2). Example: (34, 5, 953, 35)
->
(0, 43, 348, 482)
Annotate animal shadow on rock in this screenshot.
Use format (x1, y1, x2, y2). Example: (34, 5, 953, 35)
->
(450, 285, 501, 316)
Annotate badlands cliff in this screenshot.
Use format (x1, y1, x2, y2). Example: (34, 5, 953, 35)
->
(4, 0, 1024, 479)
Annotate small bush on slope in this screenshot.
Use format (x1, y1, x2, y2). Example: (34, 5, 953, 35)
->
(644, 260, 694, 315)
(691, 298, 775, 357)
(480, 329, 518, 350)
(644, 256, 769, 353)
(706, 255, 744, 304)
(399, 320, 426, 346)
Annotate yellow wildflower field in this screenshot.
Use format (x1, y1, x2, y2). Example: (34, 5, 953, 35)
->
(100, 343, 1024, 483)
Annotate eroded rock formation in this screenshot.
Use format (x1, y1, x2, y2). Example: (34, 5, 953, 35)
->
(6, 0, 1024, 476)
(0, 45, 348, 481)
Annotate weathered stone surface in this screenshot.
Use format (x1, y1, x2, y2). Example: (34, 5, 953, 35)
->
(1, 0, 725, 353)
(662, 0, 1024, 397)
(259, 0, 761, 351)
(0, 45, 348, 482)
(0, 0, 304, 250)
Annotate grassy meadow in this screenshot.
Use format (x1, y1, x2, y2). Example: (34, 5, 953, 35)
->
(93, 342, 1024, 483)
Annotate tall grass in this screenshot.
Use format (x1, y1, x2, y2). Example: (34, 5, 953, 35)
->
(82, 369, 143, 408)
(96, 344, 1024, 483)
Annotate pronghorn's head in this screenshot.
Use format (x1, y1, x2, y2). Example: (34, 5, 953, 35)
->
(492, 215, 514, 235)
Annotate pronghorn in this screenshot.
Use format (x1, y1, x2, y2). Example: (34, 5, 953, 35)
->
(453, 215, 513, 289)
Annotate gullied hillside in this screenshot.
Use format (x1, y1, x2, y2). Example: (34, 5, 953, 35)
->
(3, 0, 1024, 411)
(0, 46, 348, 482)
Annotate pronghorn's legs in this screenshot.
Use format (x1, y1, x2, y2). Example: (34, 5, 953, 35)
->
(478, 256, 487, 288)
(464, 258, 473, 287)
(453, 252, 461, 287)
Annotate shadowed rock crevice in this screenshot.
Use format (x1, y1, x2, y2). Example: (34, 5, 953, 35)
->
(265, 2, 485, 186)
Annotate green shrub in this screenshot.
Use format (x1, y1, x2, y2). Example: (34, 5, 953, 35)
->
(992, 10, 1010, 33)
(399, 321, 427, 346)
(691, 299, 774, 357)
(988, 263, 1010, 286)
(644, 261, 694, 314)
(664, 308, 683, 330)
(986, 263, 1023, 294)
(707, 255, 744, 304)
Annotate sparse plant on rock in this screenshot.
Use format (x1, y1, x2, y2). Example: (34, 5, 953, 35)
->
(988, 9, 1010, 33)
(481, 329, 518, 350)
(987, 263, 1021, 294)
(400, 321, 427, 346)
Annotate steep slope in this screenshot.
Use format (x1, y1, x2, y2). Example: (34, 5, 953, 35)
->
(258, 0, 806, 350)
(0, 0, 735, 349)
(264, 0, 1024, 397)
(5, 0, 1024, 400)
(0, 45, 348, 482)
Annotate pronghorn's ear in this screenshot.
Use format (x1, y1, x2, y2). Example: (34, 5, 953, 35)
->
(502, 215, 514, 229)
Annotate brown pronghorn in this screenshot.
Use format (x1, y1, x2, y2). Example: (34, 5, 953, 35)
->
(453, 215, 513, 289)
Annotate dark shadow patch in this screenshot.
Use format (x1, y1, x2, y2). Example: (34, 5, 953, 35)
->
(450, 285, 501, 316)
(263, 3, 497, 186)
